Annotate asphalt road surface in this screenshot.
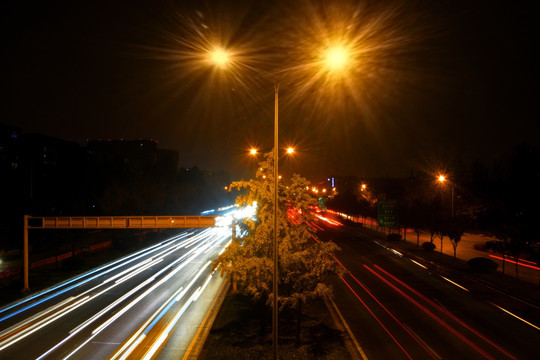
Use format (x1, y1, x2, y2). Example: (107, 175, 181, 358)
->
(319, 223, 539, 360)
(0, 222, 231, 360)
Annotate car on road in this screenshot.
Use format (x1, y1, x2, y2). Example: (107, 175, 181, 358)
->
(484, 240, 505, 253)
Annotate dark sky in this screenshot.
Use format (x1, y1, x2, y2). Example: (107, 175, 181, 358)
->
(2, 0, 538, 181)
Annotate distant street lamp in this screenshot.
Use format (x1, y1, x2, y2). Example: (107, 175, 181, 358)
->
(209, 48, 230, 68)
(207, 41, 350, 360)
(323, 44, 352, 76)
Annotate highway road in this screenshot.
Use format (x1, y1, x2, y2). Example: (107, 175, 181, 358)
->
(319, 222, 540, 360)
(0, 217, 233, 360)
(330, 211, 540, 285)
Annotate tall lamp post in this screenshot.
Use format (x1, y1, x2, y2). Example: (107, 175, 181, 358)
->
(208, 44, 350, 360)
(437, 174, 454, 217)
(272, 84, 279, 360)
(249, 91, 292, 360)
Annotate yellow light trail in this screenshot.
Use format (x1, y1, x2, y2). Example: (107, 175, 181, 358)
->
(440, 276, 469, 292)
(491, 303, 540, 331)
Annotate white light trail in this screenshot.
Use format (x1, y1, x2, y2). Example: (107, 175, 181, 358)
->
(491, 303, 540, 331)
(7, 227, 229, 359)
(193, 274, 213, 302)
(410, 259, 428, 269)
(142, 291, 200, 360)
(0, 296, 91, 351)
(37, 275, 160, 360)
(110, 286, 186, 360)
(0, 296, 74, 339)
(391, 249, 403, 257)
(62, 240, 219, 359)
(440, 276, 469, 292)
(109, 261, 212, 360)
(0, 232, 192, 321)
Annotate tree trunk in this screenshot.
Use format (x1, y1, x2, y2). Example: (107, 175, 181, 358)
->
(453, 245, 456, 260)
(258, 298, 268, 336)
(295, 300, 302, 348)
(502, 253, 506, 275)
(231, 273, 237, 294)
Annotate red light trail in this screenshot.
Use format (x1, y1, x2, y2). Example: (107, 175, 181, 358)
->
(340, 276, 413, 360)
(372, 264, 517, 359)
(367, 265, 517, 360)
(489, 255, 540, 271)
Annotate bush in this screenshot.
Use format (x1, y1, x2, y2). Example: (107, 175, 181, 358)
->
(386, 233, 402, 241)
(468, 257, 498, 273)
(422, 242, 436, 252)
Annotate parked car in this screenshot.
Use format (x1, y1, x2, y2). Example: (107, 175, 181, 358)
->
(484, 240, 504, 253)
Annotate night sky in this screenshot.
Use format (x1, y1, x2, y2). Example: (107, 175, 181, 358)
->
(2, 0, 538, 181)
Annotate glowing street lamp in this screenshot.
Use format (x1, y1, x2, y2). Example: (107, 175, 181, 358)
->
(323, 44, 350, 73)
(250, 146, 294, 157)
(207, 42, 349, 360)
(209, 47, 230, 68)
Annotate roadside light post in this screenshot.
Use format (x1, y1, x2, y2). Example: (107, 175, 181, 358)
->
(272, 84, 279, 360)
(207, 42, 350, 360)
(248, 86, 284, 359)
(437, 174, 454, 217)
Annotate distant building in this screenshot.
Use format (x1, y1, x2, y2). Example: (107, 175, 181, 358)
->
(85, 138, 179, 177)
(1, 124, 82, 204)
(156, 148, 179, 176)
(23, 133, 82, 182)
(1, 125, 84, 250)
(86, 139, 158, 175)
(0, 124, 23, 175)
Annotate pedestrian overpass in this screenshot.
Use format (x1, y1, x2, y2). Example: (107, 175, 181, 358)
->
(22, 215, 217, 292)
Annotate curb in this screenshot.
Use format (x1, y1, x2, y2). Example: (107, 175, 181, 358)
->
(324, 296, 368, 360)
(182, 277, 230, 360)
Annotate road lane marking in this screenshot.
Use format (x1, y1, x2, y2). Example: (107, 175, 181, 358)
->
(490, 302, 540, 331)
(324, 296, 367, 360)
(182, 277, 229, 360)
(403, 324, 441, 360)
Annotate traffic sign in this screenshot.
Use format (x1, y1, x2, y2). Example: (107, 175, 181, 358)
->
(378, 200, 398, 228)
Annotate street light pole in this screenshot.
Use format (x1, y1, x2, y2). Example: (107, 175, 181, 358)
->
(273, 84, 279, 360)
(437, 174, 455, 218)
(206, 43, 351, 360)
(451, 184, 454, 218)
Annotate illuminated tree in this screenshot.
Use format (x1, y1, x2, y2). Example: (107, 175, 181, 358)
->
(215, 152, 341, 345)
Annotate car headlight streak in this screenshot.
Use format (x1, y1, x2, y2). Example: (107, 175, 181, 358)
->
(0, 227, 230, 360)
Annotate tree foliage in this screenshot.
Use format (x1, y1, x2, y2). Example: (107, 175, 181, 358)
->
(215, 153, 341, 312)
